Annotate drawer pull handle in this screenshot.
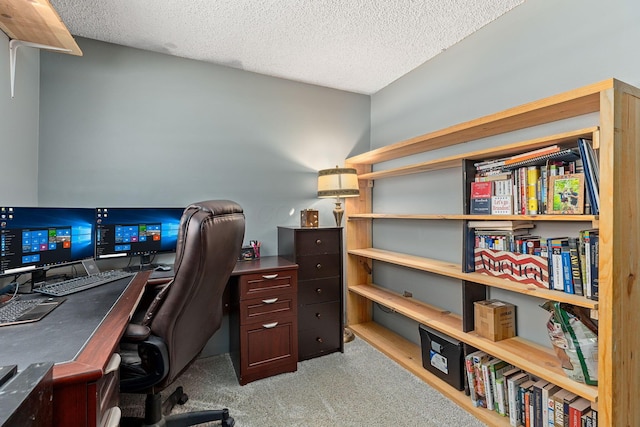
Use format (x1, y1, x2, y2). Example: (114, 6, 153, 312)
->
(316, 288, 322, 294)
(315, 313, 321, 318)
(316, 263, 322, 270)
(315, 239, 322, 245)
(105, 353, 121, 375)
(262, 298, 278, 304)
(102, 407, 122, 427)
(316, 337, 323, 343)
(262, 322, 278, 329)
(262, 274, 279, 280)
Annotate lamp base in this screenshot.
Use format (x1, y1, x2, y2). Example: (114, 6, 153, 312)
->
(333, 201, 344, 227)
(343, 326, 355, 343)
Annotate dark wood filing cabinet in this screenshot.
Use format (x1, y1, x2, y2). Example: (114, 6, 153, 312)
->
(229, 257, 299, 385)
(278, 226, 344, 361)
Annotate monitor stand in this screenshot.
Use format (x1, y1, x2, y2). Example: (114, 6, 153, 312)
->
(123, 254, 157, 272)
(29, 269, 47, 291)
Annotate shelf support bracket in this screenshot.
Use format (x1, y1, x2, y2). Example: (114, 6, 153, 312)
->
(9, 39, 70, 98)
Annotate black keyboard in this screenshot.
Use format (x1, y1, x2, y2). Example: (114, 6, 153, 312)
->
(35, 270, 135, 297)
(0, 296, 65, 327)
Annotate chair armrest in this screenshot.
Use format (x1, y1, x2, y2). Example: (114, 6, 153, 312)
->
(146, 277, 173, 287)
(120, 335, 170, 393)
(122, 324, 151, 342)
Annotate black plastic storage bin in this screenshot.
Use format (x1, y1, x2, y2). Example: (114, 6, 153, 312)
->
(419, 324, 465, 390)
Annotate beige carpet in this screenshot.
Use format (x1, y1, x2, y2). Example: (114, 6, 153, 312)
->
(120, 337, 487, 426)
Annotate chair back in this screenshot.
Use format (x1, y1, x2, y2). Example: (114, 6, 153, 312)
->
(147, 200, 244, 387)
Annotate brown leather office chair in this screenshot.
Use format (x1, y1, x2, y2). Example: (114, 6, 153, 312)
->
(119, 200, 245, 427)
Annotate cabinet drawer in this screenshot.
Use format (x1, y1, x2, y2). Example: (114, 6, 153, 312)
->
(298, 277, 341, 304)
(240, 269, 297, 299)
(241, 294, 296, 324)
(295, 230, 340, 255)
(296, 254, 340, 280)
(298, 327, 342, 360)
(298, 300, 340, 332)
(239, 315, 298, 384)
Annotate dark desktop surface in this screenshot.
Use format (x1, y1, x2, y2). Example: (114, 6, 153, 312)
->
(0, 275, 134, 370)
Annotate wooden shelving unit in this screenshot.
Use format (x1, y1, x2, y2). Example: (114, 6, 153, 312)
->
(344, 78, 640, 426)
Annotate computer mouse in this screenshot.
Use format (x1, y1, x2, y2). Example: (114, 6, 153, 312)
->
(155, 265, 172, 272)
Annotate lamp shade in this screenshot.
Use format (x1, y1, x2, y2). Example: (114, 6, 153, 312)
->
(317, 167, 359, 198)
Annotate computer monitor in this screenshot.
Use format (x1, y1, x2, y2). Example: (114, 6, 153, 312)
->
(94, 207, 184, 270)
(0, 207, 95, 277)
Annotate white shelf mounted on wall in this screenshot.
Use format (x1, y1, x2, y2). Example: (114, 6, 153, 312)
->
(9, 39, 70, 98)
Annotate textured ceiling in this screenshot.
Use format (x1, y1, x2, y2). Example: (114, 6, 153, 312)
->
(50, 0, 525, 94)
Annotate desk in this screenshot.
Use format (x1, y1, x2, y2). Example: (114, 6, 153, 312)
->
(0, 271, 149, 427)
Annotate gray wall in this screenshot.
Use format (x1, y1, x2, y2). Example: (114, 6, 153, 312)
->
(39, 37, 370, 256)
(368, 0, 640, 347)
(36, 38, 369, 355)
(0, 32, 41, 205)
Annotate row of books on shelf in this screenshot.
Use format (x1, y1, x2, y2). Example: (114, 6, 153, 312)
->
(467, 222, 599, 299)
(465, 350, 598, 427)
(470, 138, 599, 215)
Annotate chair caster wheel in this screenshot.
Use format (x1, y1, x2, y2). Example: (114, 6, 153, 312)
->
(177, 393, 189, 405)
(222, 408, 235, 427)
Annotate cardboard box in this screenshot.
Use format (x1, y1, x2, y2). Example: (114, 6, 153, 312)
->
(419, 324, 465, 390)
(474, 299, 516, 341)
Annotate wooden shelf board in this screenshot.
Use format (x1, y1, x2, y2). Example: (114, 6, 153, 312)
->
(0, 0, 82, 56)
(348, 295, 597, 401)
(348, 321, 511, 426)
(348, 247, 598, 309)
(346, 79, 611, 165)
(348, 213, 597, 222)
(356, 127, 598, 180)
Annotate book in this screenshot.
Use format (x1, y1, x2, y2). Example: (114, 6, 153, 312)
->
(488, 359, 515, 413)
(581, 410, 593, 427)
(581, 229, 598, 299)
(471, 181, 492, 199)
(505, 145, 562, 166)
(577, 138, 600, 215)
(589, 231, 599, 300)
(547, 173, 585, 214)
(491, 195, 513, 215)
(502, 148, 581, 171)
(548, 238, 566, 292)
(507, 372, 529, 426)
(527, 166, 541, 214)
(552, 389, 571, 427)
(568, 397, 591, 427)
(464, 350, 485, 406)
(578, 230, 589, 296)
(567, 237, 583, 296)
(468, 220, 535, 231)
(563, 392, 580, 427)
(475, 172, 513, 182)
(470, 197, 491, 214)
(590, 400, 598, 427)
(532, 379, 549, 427)
(472, 351, 491, 408)
(541, 382, 561, 426)
(560, 238, 574, 294)
(481, 357, 499, 411)
(518, 379, 535, 427)
(499, 367, 522, 416)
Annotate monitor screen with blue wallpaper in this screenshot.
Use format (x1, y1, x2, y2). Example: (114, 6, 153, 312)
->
(0, 207, 95, 275)
(94, 207, 184, 263)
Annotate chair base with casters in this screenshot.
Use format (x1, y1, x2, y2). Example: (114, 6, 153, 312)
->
(120, 387, 235, 427)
